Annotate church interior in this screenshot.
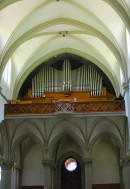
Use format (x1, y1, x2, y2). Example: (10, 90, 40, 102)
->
(0, 0, 130, 189)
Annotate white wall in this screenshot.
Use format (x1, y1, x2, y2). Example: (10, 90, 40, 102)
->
(92, 138, 120, 184)
(22, 142, 44, 186)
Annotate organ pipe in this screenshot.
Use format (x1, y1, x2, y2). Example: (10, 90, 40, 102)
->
(62, 59, 71, 91)
(31, 60, 104, 97)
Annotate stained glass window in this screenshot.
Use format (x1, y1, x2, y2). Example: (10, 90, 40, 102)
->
(65, 158, 77, 172)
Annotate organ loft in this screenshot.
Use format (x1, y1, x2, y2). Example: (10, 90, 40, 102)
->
(6, 57, 124, 114)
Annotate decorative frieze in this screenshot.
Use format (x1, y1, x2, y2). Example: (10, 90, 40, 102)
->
(83, 158, 92, 167)
(0, 159, 14, 170)
(42, 159, 54, 168)
(5, 100, 125, 115)
(120, 157, 130, 167)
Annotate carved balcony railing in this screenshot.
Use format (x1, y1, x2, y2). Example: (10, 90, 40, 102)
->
(4, 100, 125, 115)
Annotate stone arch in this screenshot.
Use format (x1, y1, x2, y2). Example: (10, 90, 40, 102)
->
(89, 131, 122, 156)
(49, 131, 86, 161)
(11, 133, 44, 161)
(13, 48, 120, 98)
(11, 119, 45, 147)
(88, 116, 123, 145)
(90, 130, 122, 186)
(56, 151, 84, 189)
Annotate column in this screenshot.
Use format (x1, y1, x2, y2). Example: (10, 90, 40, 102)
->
(120, 157, 130, 189)
(11, 163, 22, 189)
(51, 162, 56, 189)
(123, 82, 130, 148)
(0, 159, 14, 189)
(83, 158, 92, 189)
(42, 159, 53, 189)
(123, 82, 130, 116)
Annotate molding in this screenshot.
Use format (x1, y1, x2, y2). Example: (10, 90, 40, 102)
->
(103, 0, 130, 32)
(4, 111, 126, 120)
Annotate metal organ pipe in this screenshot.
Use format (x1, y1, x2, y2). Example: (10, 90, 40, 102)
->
(93, 68, 96, 96)
(34, 75, 36, 97)
(62, 59, 71, 91)
(31, 60, 104, 97)
(32, 78, 34, 98)
(50, 68, 54, 92)
(37, 73, 39, 97)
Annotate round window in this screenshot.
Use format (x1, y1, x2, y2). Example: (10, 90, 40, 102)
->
(65, 158, 77, 172)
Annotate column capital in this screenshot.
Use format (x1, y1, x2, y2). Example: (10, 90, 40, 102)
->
(83, 158, 92, 167)
(0, 159, 14, 170)
(42, 159, 54, 167)
(120, 157, 130, 167)
(12, 162, 22, 171)
(122, 82, 129, 93)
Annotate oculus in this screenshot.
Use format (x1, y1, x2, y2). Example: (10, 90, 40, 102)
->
(65, 158, 77, 172)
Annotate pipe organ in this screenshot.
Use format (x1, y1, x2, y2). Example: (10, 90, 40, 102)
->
(63, 60, 71, 91)
(31, 60, 103, 97)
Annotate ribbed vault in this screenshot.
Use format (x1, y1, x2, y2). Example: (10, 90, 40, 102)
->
(0, 0, 129, 99)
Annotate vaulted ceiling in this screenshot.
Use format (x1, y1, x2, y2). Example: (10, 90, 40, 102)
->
(0, 0, 130, 99)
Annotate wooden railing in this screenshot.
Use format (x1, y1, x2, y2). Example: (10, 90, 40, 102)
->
(4, 100, 125, 115)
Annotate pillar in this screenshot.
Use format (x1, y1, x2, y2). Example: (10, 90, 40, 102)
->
(0, 159, 14, 189)
(83, 158, 92, 189)
(51, 162, 56, 189)
(120, 157, 130, 189)
(123, 82, 130, 148)
(42, 159, 53, 189)
(11, 163, 22, 189)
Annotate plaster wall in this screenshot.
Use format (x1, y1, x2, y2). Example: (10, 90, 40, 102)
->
(92, 139, 120, 184)
(22, 142, 44, 186)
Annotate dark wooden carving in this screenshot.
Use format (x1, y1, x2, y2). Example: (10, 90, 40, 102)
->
(5, 100, 125, 115)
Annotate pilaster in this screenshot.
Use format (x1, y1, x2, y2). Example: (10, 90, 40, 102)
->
(123, 82, 130, 149)
(0, 159, 14, 189)
(120, 157, 130, 189)
(83, 158, 92, 189)
(42, 159, 53, 189)
(11, 163, 22, 189)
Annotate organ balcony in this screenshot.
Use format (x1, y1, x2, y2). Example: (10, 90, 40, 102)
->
(5, 58, 125, 117)
(4, 88, 125, 116)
